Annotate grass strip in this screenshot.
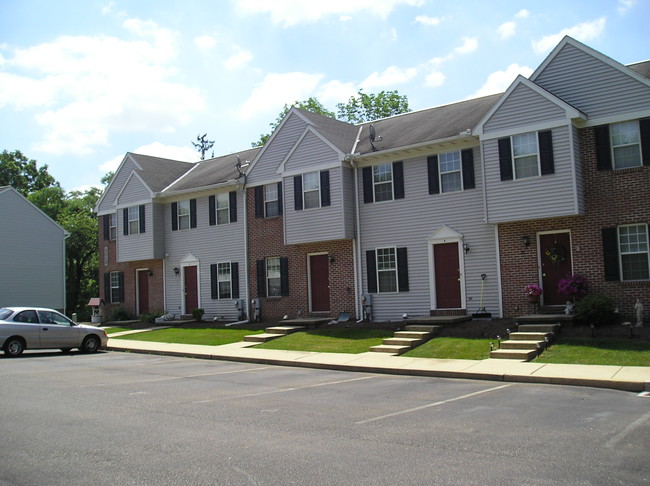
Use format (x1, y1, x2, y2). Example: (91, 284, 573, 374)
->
(402, 337, 492, 360)
(534, 338, 650, 366)
(255, 328, 393, 354)
(111, 327, 263, 346)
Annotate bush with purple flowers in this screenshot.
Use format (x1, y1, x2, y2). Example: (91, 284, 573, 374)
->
(558, 274, 589, 300)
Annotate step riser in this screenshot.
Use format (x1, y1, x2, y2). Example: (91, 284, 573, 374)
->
(370, 345, 410, 354)
(500, 341, 543, 350)
(517, 324, 560, 333)
(404, 325, 442, 333)
(509, 332, 551, 341)
(383, 338, 424, 346)
(490, 349, 538, 360)
(394, 332, 431, 339)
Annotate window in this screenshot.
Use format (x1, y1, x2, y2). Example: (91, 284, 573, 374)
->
(37, 310, 72, 326)
(439, 152, 462, 192)
(377, 248, 398, 293)
(216, 193, 230, 224)
(366, 247, 409, 293)
(177, 200, 191, 230)
(217, 263, 232, 299)
(498, 131, 554, 181)
(619, 224, 649, 280)
(128, 206, 140, 234)
(428, 149, 475, 194)
(109, 213, 116, 240)
(264, 184, 279, 217)
(110, 271, 122, 303)
(266, 257, 282, 297)
(211, 262, 239, 299)
(363, 162, 404, 203)
(373, 164, 393, 202)
(303, 172, 320, 209)
(610, 121, 642, 169)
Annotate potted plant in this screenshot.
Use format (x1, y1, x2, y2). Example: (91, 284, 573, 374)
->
(523, 284, 543, 303)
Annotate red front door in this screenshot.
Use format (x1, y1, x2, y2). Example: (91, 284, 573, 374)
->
(137, 270, 150, 315)
(539, 232, 572, 305)
(310, 254, 330, 312)
(184, 266, 198, 313)
(434, 243, 462, 308)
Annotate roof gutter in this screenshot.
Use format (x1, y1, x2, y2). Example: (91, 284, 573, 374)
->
(153, 179, 241, 199)
(352, 132, 476, 162)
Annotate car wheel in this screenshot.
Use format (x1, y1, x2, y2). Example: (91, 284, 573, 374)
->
(81, 335, 100, 354)
(4, 337, 25, 357)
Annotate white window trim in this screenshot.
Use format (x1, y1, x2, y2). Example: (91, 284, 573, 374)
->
(177, 200, 191, 231)
(128, 206, 140, 235)
(217, 261, 232, 299)
(216, 193, 230, 225)
(610, 120, 642, 170)
(110, 271, 121, 303)
(109, 213, 117, 240)
(618, 223, 650, 281)
(266, 257, 281, 298)
(511, 132, 540, 180)
(438, 151, 463, 193)
(264, 184, 279, 218)
(376, 246, 398, 294)
(302, 171, 321, 210)
(373, 164, 394, 202)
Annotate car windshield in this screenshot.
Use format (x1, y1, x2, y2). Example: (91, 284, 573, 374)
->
(0, 308, 13, 320)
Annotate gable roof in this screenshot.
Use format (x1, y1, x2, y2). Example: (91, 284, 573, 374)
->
(0, 185, 68, 235)
(126, 153, 195, 192)
(293, 108, 359, 153)
(628, 60, 650, 79)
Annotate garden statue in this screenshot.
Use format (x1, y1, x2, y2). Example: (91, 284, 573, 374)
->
(564, 301, 574, 315)
(634, 299, 643, 327)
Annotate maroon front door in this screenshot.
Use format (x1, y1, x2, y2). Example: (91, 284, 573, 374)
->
(184, 266, 198, 312)
(539, 232, 572, 305)
(434, 243, 462, 308)
(310, 254, 330, 312)
(137, 269, 150, 314)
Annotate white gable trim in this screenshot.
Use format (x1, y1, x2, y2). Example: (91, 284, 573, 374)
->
(277, 125, 345, 175)
(95, 153, 142, 212)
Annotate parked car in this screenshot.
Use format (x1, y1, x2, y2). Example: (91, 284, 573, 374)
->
(0, 307, 108, 357)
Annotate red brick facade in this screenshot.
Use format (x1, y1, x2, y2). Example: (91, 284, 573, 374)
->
(246, 188, 357, 321)
(499, 126, 650, 320)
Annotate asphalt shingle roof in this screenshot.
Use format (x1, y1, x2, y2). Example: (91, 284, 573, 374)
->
(127, 153, 195, 193)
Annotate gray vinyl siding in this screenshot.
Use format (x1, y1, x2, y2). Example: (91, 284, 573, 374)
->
(285, 167, 349, 244)
(342, 166, 356, 238)
(0, 189, 66, 310)
(357, 148, 500, 321)
(283, 130, 338, 173)
(483, 83, 566, 132)
(534, 43, 650, 119)
(572, 125, 585, 214)
(483, 126, 579, 223)
(117, 203, 155, 262)
(96, 157, 138, 213)
(152, 203, 166, 259)
(247, 113, 307, 186)
(163, 190, 246, 320)
(116, 173, 151, 206)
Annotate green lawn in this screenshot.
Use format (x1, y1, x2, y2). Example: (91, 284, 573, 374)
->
(534, 338, 650, 366)
(255, 328, 393, 354)
(111, 327, 263, 346)
(103, 327, 131, 334)
(402, 337, 492, 360)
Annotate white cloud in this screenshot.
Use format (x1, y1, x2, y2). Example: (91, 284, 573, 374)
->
(497, 21, 516, 40)
(471, 63, 533, 97)
(414, 15, 444, 26)
(532, 17, 606, 54)
(194, 35, 217, 50)
(234, 0, 425, 27)
(515, 9, 530, 19)
(238, 72, 324, 119)
(1, 19, 205, 155)
(224, 49, 253, 70)
(618, 0, 636, 14)
(317, 80, 357, 105)
(101, 2, 115, 15)
(424, 70, 445, 88)
(361, 65, 418, 89)
(454, 37, 478, 55)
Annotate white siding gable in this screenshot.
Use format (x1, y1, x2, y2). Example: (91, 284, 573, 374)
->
(116, 172, 152, 207)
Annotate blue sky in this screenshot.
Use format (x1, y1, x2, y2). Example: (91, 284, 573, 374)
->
(1, 0, 648, 192)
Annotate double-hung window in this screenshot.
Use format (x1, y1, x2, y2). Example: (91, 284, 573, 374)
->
(373, 164, 393, 202)
(110, 271, 122, 303)
(217, 262, 232, 299)
(264, 184, 279, 217)
(610, 121, 642, 169)
(266, 257, 282, 297)
(363, 162, 404, 203)
(216, 193, 230, 224)
(109, 213, 117, 240)
(377, 248, 398, 293)
(177, 200, 191, 230)
(439, 152, 462, 192)
(619, 224, 650, 280)
(498, 131, 554, 181)
(302, 172, 320, 209)
(210, 262, 239, 299)
(366, 247, 409, 293)
(128, 206, 140, 235)
(512, 132, 539, 179)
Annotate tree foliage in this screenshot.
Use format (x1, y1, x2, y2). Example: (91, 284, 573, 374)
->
(0, 150, 59, 195)
(192, 133, 215, 160)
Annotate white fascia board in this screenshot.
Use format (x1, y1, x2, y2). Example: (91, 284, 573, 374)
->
(478, 119, 575, 141)
(582, 109, 650, 128)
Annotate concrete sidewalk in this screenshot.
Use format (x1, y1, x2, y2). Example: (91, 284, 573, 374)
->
(106, 332, 650, 392)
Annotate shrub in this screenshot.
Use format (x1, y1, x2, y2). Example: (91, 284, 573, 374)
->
(192, 308, 205, 322)
(110, 307, 132, 321)
(558, 274, 589, 300)
(574, 294, 616, 327)
(524, 284, 543, 296)
(139, 311, 164, 324)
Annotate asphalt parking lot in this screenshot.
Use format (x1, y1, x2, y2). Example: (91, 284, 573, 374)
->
(2, 350, 649, 485)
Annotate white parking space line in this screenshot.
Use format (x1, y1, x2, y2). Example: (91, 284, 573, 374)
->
(356, 384, 513, 425)
(193, 375, 378, 404)
(80, 366, 272, 388)
(604, 411, 650, 449)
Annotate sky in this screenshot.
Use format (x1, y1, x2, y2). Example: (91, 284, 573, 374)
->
(1, 0, 648, 193)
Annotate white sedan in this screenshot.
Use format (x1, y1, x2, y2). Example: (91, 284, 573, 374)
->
(0, 307, 108, 357)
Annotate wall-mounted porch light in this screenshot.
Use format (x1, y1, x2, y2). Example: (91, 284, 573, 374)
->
(522, 235, 530, 247)
(463, 243, 471, 255)
(173, 267, 180, 276)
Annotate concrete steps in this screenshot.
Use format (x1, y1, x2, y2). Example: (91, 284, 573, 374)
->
(244, 326, 306, 343)
(490, 322, 559, 361)
(370, 325, 441, 355)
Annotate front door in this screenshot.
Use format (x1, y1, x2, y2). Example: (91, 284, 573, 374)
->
(137, 269, 150, 315)
(539, 232, 572, 305)
(310, 254, 330, 312)
(434, 243, 461, 308)
(184, 266, 198, 313)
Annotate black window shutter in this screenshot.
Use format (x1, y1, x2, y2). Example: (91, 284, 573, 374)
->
(393, 161, 404, 199)
(209, 196, 216, 225)
(231, 262, 239, 299)
(362, 167, 373, 203)
(397, 247, 409, 292)
(123, 208, 129, 235)
(171, 202, 178, 231)
(118, 272, 125, 303)
(280, 257, 289, 296)
(210, 264, 218, 299)
(190, 199, 197, 228)
(602, 227, 620, 281)
(320, 170, 330, 207)
(294, 175, 303, 210)
(277, 182, 283, 215)
(538, 130, 555, 175)
(427, 155, 440, 194)
(104, 273, 110, 302)
(366, 250, 377, 293)
(139, 205, 145, 233)
(640, 118, 650, 166)
(595, 125, 612, 170)
(229, 191, 237, 222)
(254, 186, 264, 218)
(498, 138, 513, 181)
(103, 215, 110, 240)
(256, 260, 266, 297)
(461, 149, 476, 189)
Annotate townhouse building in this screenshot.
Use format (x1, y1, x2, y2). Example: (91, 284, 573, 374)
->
(96, 36, 649, 324)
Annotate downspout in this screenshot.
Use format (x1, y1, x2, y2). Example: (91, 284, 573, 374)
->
(241, 178, 251, 322)
(348, 127, 364, 321)
(63, 232, 70, 315)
